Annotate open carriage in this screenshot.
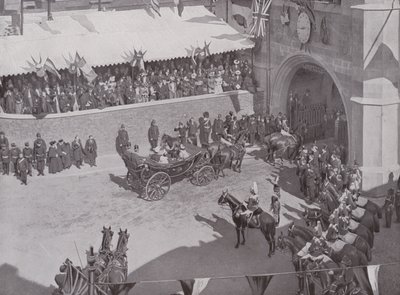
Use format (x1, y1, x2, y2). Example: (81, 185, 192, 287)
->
(123, 144, 216, 201)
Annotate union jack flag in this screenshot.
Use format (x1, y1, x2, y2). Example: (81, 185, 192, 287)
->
(249, 0, 272, 38)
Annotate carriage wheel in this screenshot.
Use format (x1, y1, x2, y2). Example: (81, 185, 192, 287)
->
(196, 166, 215, 186)
(146, 172, 171, 201)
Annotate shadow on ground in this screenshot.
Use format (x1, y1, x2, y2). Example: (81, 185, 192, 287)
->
(0, 264, 55, 295)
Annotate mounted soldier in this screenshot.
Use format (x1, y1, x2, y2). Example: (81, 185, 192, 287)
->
(241, 182, 261, 225)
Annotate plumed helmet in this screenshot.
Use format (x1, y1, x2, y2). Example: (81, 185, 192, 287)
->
(251, 182, 258, 195)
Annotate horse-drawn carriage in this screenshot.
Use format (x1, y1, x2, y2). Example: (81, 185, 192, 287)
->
(123, 143, 216, 201)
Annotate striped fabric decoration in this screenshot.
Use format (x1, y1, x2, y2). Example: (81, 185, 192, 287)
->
(150, 0, 161, 16)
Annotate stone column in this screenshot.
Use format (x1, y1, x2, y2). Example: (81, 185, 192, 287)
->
(351, 1, 400, 192)
(253, 24, 270, 114)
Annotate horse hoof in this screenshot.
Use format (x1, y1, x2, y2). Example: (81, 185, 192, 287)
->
(268, 253, 271, 258)
(235, 245, 239, 249)
(241, 241, 245, 245)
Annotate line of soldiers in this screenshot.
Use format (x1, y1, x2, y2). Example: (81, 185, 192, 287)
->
(0, 131, 97, 185)
(146, 111, 292, 151)
(295, 143, 349, 203)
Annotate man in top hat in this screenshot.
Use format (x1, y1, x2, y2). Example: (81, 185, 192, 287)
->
(22, 142, 33, 176)
(10, 143, 21, 176)
(199, 112, 212, 148)
(305, 164, 317, 202)
(71, 136, 84, 169)
(187, 117, 198, 146)
(17, 152, 28, 185)
(0, 131, 9, 149)
(116, 124, 130, 156)
(1, 144, 10, 175)
(212, 114, 225, 142)
(148, 119, 160, 151)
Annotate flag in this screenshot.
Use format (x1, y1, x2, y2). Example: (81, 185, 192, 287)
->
(249, 0, 272, 38)
(231, 0, 252, 28)
(131, 49, 147, 70)
(150, 0, 161, 17)
(179, 278, 210, 295)
(43, 58, 61, 80)
(367, 265, 381, 295)
(173, 0, 184, 17)
(246, 275, 274, 295)
(79, 57, 98, 83)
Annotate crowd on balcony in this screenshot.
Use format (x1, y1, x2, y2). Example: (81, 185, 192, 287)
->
(0, 53, 256, 115)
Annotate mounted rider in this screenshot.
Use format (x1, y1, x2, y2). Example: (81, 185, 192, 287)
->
(241, 182, 261, 222)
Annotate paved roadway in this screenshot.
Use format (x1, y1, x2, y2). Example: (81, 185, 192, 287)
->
(0, 148, 399, 295)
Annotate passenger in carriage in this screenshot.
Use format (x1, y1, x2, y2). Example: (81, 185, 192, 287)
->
(159, 151, 169, 164)
(178, 144, 190, 160)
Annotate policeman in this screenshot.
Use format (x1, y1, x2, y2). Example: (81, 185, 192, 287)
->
(34, 141, 46, 176)
(10, 143, 21, 176)
(382, 188, 395, 228)
(1, 144, 10, 175)
(23, 142, 33, 176)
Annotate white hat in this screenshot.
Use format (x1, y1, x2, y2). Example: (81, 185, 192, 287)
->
(154, 146, 161, 153)
(251, 182, 258, 194)
(180, 144, 185, 150)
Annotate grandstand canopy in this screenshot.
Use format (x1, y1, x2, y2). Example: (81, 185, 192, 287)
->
(0, 5, 254, 77)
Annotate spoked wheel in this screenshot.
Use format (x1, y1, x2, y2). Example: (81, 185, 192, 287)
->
(146, 172, 171, 201)
(196, 166, 215, 186)
(140, 167, 152, 183)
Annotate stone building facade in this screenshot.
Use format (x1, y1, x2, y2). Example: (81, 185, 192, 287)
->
(253, 0, 400, 191)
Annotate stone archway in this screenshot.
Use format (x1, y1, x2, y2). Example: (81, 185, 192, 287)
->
(270, 52, 351, 160)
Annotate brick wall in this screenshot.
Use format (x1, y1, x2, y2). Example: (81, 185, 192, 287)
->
(0, 90, 253, 155)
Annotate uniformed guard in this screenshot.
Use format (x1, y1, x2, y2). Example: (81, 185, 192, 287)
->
(242, 182, 260, 220)
(395, 188, 400, 223)
(16, 153, 28, 185)
(248, 115, 257, 146)
(10, 143, 21, 176)
(116, 124, 130, 156)
(34, 141, 46, 176)
(1, 144, 10, 175)
(382, 188, 395, 228)
(22, 142, 33, 176)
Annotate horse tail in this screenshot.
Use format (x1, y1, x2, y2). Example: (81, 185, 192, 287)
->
(373, 213, 380, 233)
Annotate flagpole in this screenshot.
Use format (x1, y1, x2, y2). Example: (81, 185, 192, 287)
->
(20, 0, 23, 35)
(47, 0, 53, 21)
(267, 6, 271, 114)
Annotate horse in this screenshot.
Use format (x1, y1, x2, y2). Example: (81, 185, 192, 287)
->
(217, 190, 276, 257)
(302, 208, 374, 248)
(207, 130, 247, 174)
(289, 223, 371, 262)
(348, 206, 380, 234)
(276, 234, 308, 294)
(288, 223, 368, 268)
(98, 229, 133, 295)
(263, 122, 307, 165)
(352, 194, 382, 219)
(94, 226, 115, 275)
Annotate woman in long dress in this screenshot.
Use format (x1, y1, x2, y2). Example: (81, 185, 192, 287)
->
(48, 141, 59, 174)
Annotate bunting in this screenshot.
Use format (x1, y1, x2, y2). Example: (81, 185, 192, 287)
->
(179, 278, 210, 295)
(173, 0, 184, 17)
(150, 0, 161, 17)
(246, 275, 274, 295)
(65, 52, 97, 83)
(367, 265, 381, 295)
(26, 56, 61, 80)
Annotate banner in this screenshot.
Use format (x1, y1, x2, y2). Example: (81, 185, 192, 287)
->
(367, 265, 381, 295)
(231, 0, 252, 29)
(179, 278, 210, 295)
(246, 275, 274, 295)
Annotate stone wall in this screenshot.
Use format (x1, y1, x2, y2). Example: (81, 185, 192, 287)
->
(0, 90, 253, 155)
(268, 0, 355, 115)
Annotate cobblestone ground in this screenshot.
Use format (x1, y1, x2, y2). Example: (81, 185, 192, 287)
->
(0, 149, 399, 295)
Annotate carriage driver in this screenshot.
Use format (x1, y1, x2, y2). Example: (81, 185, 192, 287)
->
(241, 182, 260, 220)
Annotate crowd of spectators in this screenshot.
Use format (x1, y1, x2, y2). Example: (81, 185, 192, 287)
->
(0, 52, 256, 115)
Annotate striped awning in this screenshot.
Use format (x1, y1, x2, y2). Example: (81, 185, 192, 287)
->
(0, 5, 254, 76)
